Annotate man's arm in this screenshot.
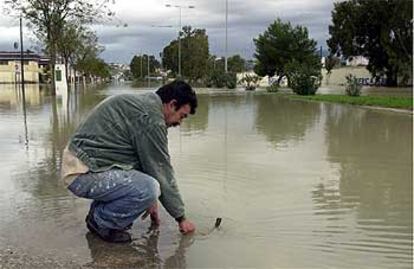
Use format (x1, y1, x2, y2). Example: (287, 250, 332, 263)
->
(134, 122, 195, 233)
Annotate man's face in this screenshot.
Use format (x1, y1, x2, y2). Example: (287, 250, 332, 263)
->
(164, 101, 191, 128)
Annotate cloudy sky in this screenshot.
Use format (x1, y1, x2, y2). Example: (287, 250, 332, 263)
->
(0, 0, 336, 64)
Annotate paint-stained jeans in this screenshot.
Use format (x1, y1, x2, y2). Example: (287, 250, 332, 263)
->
(68, 169, 160, 230)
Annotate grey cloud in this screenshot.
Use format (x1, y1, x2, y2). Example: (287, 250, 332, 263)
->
(0, 0, 335, 63)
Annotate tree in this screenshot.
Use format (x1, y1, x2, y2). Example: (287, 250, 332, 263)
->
(130, 55, 142, 79)
(253, 18, 321, 86)
(324, 54, 340, 85)
(129, 54, 160, 80)
(56, 22, 84, 85)
(72, 29, 103, 81)
(182, 26, 209, 82)
(227, 54, 246, 73)
(327, 0, 413, 86)
(81, 57, 111, 79)
(324, 54, 340, 75)
(4, 0, 113, 94)
(286, 59, 322, 95)
(162, 40, 179, 77)
(162, 26, 209, 82)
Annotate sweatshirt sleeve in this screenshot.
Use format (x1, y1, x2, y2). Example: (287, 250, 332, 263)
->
(134, 122, 185, 220)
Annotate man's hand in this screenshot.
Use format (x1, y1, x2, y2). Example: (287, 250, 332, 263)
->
(142, 202, 160, 227)
(178, 219, 196, 234)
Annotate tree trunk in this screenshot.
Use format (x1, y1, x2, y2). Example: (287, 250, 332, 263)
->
(64, 57, 69, 88)
(73, 68, 78, 90)
(50, 60, 56, 96)
(48, 29, 57, 96)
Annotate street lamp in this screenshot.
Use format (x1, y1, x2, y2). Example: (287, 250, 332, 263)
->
(151, 25, 174, 79)
(165, 3, 195, 78)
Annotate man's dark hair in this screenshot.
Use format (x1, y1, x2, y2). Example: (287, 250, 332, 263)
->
(156, 80, 197, 114)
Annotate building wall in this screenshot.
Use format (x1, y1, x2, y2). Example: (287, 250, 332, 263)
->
(0, 61, 16, 83)
(55, 64, 68, 95)
(238, 67, 373, 88)
(321, 66, 372, 86)
(0, 60, 40, 83)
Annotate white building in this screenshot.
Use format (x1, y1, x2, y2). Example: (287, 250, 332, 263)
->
(346, 56, 369, 66)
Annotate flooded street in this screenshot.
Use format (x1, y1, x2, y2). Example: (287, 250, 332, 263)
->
(0, 83, 412, 268)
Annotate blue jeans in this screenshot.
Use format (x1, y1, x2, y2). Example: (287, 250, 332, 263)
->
(68, 169, 158, 230)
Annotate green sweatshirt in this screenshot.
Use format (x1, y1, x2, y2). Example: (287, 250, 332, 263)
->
(68, 92, 185, 220)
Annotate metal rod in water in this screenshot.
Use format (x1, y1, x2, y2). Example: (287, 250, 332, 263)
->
(215, 217, 222, 228)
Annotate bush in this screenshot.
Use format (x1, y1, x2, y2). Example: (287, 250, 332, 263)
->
(345, 74, 362, 96)
(239, 74, 261, 91)
(205, 70, 225, 88)
(225, 72, 237, 89)
(286, 60, 321, 95)
(266, 83, 279, 92)
(205, 71, 236, 89)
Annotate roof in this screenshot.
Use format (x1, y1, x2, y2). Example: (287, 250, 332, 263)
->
(0, 51, 46, 62)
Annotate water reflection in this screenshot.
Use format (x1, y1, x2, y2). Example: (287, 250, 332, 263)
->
(27, 87, 104, 197)
(85, 229, 194, 268)
(324, 105, 412, 222)
(0, 83, 43, 108)
(181, 94, 209, 134)
(312, 104, 413, 264)
(255, 94, 321, 147)
(0, 84, 105, 212)
(20, 84, 29, 148)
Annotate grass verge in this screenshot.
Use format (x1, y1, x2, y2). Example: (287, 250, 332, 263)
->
(288, 94, 413, 110)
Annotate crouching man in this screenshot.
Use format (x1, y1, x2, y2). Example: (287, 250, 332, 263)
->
(61, 80, 197, 243)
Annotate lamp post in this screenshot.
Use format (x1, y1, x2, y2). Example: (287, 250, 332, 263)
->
(165, 4, 195, 78)
(19, 16, 26, 97)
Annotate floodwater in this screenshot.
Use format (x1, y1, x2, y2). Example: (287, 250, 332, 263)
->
(0, 83, 412, 268)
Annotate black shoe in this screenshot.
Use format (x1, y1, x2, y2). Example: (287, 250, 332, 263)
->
(86, 214, 132, 243)
(86, 208, 132, 231)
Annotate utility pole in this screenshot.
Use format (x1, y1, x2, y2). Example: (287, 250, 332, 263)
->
(20, 15, 28, 148)
(224, 0, 228, 73)
(140, 54, 143, 80)
(147, 55, 150, 88)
